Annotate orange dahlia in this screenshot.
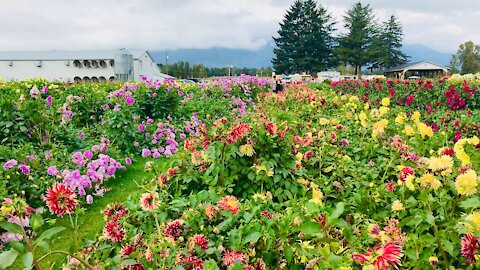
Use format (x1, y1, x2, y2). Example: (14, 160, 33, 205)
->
(217, 195, 240, 214)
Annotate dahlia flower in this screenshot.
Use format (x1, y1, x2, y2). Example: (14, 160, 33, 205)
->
(164, 219, 183, 239)
(44, 183, 78, 217)
(352, 242, 403, 270)
(217, 195, 240, 214)
(103, 220, 125, 243)
(222, 249, 247, 267)
(461, 234, 479, 264)
(455, 170, 478, 196)
(189, 234, 209, 251)
(139, 192, 159, 211)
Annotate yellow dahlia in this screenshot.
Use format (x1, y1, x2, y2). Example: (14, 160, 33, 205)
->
(239, 144, 255, 157)
(417, 122, 433, 138)
(464, 212, 480, 232)
(381, 97, 390, 107)
(391, 200, 404, 212)
(428, 155, 454, 172)
(403, 125, 415, 136)
(455, 170, 478, 196)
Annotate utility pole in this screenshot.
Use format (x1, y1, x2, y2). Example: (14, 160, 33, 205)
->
(165, 52, 169, 75)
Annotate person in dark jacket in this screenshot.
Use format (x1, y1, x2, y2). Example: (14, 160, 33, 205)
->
(274, 77, 284, 93)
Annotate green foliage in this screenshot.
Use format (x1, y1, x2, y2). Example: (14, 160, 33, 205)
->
(450, 41, 480, 74)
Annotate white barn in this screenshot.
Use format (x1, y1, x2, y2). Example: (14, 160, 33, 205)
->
(0, 49, 173, 82)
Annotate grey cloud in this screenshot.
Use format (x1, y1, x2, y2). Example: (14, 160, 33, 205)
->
(0, 0, 478, 53)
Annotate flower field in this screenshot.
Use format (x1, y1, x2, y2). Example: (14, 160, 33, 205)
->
(0, 75, 479, 269)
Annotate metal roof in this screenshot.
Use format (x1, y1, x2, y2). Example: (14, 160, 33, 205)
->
(385, 61, 449, 72)
(0, 49, 151, 61)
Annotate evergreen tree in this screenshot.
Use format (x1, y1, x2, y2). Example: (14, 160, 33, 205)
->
(337, 2, 377, 78)
(272, 0, 335, 74)
(379, 15, 408, 69)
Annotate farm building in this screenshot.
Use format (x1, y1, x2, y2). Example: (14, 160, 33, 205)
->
(384, 61, 449, 79)
(0, 49, 172, 82)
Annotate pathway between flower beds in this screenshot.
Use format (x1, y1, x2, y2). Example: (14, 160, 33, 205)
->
(40, 158, 150, 268)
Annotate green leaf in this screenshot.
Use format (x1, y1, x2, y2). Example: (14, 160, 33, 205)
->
(121, 259, 139, 265)
(329, 202, 344, 221)
(9, 241, 25, 253)
(243, 232, 262, 244)
(459, 197, 480, 210)
(300, 221, 322, 235)
(426, 213, 435, 225)
(22, 252, 33, 270)
(34, 227, 65, 245)
(285, 246, 293, 263)
(203, 259, 220, 270)
(0, 222, 22, 234)
(30, 214, 44, 232)
(0, 249, 19, 269)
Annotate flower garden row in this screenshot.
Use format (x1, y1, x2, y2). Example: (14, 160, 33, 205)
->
(0, 76, 479, 269)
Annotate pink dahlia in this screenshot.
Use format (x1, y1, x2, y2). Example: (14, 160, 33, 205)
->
(189, 234, 209, 251)
(164, 219, 183, 239)
(222, 249, 247, 267)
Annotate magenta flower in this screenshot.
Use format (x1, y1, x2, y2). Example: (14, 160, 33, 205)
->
(45, 152, 52, 160)
(125, 96, 135, 105)
(19, 164, 30, 175)
(138, 124, 146, 132)
(125, 157, 132, 165)
(47, 166, 59, 176)
(141, 149, 151, 157)
(83, 150, 93, 160)
(341, 138, 349, 147)
(42, 86, 48, 94)
(3, 159, 18, 170)
(46, 96, 53, 106)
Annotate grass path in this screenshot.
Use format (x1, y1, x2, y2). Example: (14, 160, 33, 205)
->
(39, 157, 149, 268)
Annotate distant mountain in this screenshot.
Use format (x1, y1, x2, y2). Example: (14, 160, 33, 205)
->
(402, 44, 452, 66)
(149, 43, 453, 68)
(150, 45, 275, 68)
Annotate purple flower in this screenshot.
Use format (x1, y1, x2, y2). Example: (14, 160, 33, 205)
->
(19, 164, 30, 175)
(45, 152, 52, 160)
(152, 92, 157, 97)
(178, 91, 184, 96)
(46, 96, 53, 106)
(147, 118, 154, 124)
(83, 150, 93, 160)
(113, 104, 121, 111)
(125, 157, 132, 165)
(86, 195, 93, 204)
(42, 86, 48, 94)
(3, 159, 18, 170)
(152, 151, 161, 158)
(125, 96, 135, 105)
(77, 132, 85, 138)
(133, 142, 139, 147)
(47, 166, 59, 176)
(100, 143, 107, 153)
(180, 133, 186, 139)
(141, 149, 152, 157)
(341, 138, 349, 147)
(91, 145, 100, 151)
(27, 155, 37, 162)
(138, 124, 146, 132)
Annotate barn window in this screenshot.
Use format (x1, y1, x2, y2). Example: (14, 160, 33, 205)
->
(109, 76, 115, 82)
(74, 76, 82, 83)
(83, 76, 91, 82)
(73, 60, 81, 67)
(109, 60, 114, 67)
(91, 77, 99, 83)
(99, 60, 107, 68)
(99, 76, 106, 82)
(83, 60, 91, 68)
(36, 61, 42, 67)
(91, 60, 99, 68)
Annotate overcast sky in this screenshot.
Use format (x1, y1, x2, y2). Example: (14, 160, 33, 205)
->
(0, 0, 478, 53)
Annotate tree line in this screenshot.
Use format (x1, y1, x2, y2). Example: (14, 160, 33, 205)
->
(159, 62, 273, 79)
(272, 0, 408, 78)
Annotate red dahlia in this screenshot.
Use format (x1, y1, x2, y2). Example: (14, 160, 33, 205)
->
(461, 234, 479, 264)
(103, 220, 125, 243)
(103, 203, 128, 221)
(181, 255, 204, 270)
(164, 219, 183, 239)
(44, 183, 78, 217)
(225, 123, 251, 144)
(352, 242, 403, 270)
(189, 234, 209, 251)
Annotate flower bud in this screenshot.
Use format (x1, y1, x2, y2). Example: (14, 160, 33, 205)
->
(429, 256, 438, 268)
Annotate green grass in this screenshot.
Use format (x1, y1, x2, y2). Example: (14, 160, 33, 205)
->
(35, 157, 150, 268)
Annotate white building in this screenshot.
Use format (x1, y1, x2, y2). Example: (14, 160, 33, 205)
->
(0, 49, 173, 82)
